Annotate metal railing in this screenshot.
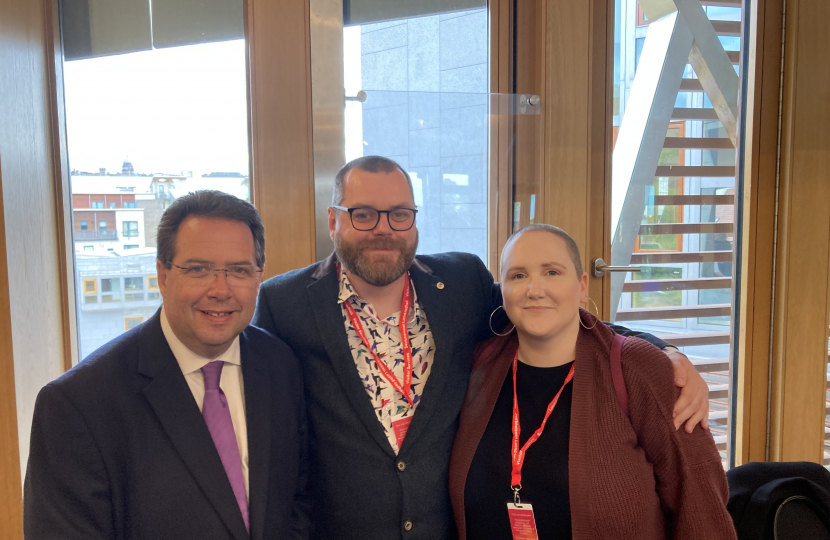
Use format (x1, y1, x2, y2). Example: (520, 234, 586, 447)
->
(74, 230, 118, 240)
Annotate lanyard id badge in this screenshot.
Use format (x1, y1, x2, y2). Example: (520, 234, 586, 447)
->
(391, 412, 413, 448)
(507, 502, 539, 540)
(341, 265, 415, 407)
(508, 350, 574, 540)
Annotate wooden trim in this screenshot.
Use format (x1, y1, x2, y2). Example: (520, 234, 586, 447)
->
(0, 153, 23, 540)
(488, 0, 512, 277)
(246, 0, 316, 278)
(44, 0, 78, 371)
(531, 0, 612, 316)
(734, 0, 783, 465)
(769, 0, 830, 463)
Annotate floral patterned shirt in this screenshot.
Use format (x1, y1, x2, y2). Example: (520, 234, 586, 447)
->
(338, 266, 436, 454)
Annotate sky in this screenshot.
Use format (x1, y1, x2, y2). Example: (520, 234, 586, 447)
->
(63, 40, 250, 176)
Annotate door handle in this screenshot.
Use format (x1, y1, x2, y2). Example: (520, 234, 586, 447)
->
(345, 90, 367, 102)
(592, 258, 642, 278)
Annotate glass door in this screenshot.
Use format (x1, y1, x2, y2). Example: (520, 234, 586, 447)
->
(604, 0, 746, 466)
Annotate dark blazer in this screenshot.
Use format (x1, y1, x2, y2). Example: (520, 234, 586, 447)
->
(253, 252, 669, 540)
(253, 252, 498, 540)
(24, 311, 311, 540)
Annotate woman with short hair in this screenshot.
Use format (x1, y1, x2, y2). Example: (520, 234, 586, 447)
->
(449, 224, 736, 539)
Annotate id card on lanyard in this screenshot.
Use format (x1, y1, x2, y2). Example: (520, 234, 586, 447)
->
(340, 264, 416, 444)
(508, 350, 574, 540)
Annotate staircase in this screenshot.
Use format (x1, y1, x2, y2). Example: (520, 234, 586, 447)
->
(613, 3, 746, 457)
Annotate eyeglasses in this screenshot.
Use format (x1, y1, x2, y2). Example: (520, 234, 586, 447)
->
(332, 206, 418, 232)
(167, 262, 262, 286)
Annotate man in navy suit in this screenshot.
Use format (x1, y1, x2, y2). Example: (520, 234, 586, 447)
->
(24, 191, 310, 540)
(253, 156, 711, 539)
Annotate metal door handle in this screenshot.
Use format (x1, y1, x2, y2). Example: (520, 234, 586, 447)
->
(592, 258, 642, 278)
(345, 90, 367, 102)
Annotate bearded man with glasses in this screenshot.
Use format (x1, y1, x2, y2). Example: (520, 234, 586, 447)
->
(25, 190, 311, 540)
(253, 155, 712, 540)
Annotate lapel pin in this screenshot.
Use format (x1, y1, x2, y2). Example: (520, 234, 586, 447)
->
(436, 282, 445, 290)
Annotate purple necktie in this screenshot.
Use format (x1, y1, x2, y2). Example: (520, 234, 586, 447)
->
(201, 361, 249, 531)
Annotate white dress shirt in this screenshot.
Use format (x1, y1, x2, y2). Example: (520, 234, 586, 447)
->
(160, 309, 249, 499)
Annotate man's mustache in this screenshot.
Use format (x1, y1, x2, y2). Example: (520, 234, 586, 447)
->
(356, 238, 407, 251)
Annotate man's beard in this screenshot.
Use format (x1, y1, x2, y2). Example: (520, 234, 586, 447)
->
(334, 232, 418, 287)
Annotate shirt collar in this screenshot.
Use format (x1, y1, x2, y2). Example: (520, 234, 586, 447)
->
(160, 307, 241, 376)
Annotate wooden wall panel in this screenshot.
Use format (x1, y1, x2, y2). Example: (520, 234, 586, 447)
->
(0, 155, 22, 540)
(538, 0, 609, 313)
(246, 0, 316, 278)
(0, 0, 69, 493)
(734, 0, 782, 465)
(769, 0, 830, 462)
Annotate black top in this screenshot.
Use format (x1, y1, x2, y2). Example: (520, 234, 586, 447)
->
(465, 360, 574, 540)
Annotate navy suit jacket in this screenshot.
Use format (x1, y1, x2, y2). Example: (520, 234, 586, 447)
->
(253, 252, 668, 540)
(24, 311, 311, 540)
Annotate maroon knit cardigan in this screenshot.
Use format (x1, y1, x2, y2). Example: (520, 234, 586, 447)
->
(448, 309, 737, 539)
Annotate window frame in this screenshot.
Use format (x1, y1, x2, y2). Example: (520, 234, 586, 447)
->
(82, 278, 97, 294)
(124, 317, 143, 331)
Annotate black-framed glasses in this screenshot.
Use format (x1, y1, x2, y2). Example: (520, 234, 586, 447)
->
(332, 205, 418, 231)
(167, 262, 263, 285)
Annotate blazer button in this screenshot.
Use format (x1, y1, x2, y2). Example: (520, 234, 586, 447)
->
(404, 521, 413, 531)
(436, 282, 444, 289)
(397, 460, 406, 471)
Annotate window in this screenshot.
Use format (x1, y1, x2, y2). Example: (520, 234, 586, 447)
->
(611, 1, 746, 466)
(122, 221, 139, 238)
(109, 202, 116, 209)
(83, 245, 94, 251)
(341, 7, 490, 264)
(80, 221, 88, 231)
(125, 317, 143, 331)
(83, 279, 97, 293)
(148, 276, 159, 290)
(123, 278, 144, 302)
(61, 1, 250, 359)
(125, 277, 143, 291)
(101, 278, 121, 303)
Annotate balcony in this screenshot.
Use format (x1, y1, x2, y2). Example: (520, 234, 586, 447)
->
(75, 229, 118, 241)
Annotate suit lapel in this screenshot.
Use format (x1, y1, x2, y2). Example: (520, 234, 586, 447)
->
(240, 330, 270, 540)
(397, 267, 456, 451)
(138, 314, 250, 540)
(306, 267, 396, 458)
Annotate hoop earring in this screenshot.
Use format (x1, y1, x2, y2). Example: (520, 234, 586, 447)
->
(489, 306, 515, 336)
(579, 297, 598, 330)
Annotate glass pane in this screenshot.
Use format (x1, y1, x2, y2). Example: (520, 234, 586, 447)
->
(61, 1, 250, 361)
(341, 7, 541, 267)
(343, 8, 490, 264)
(610, 1, 747, 466)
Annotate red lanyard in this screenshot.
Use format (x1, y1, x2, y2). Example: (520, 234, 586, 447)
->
(341, 266, 414, 408)
(510, 351, 574, 491)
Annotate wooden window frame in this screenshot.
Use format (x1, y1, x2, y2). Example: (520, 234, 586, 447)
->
(147, 276, 159, 290)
